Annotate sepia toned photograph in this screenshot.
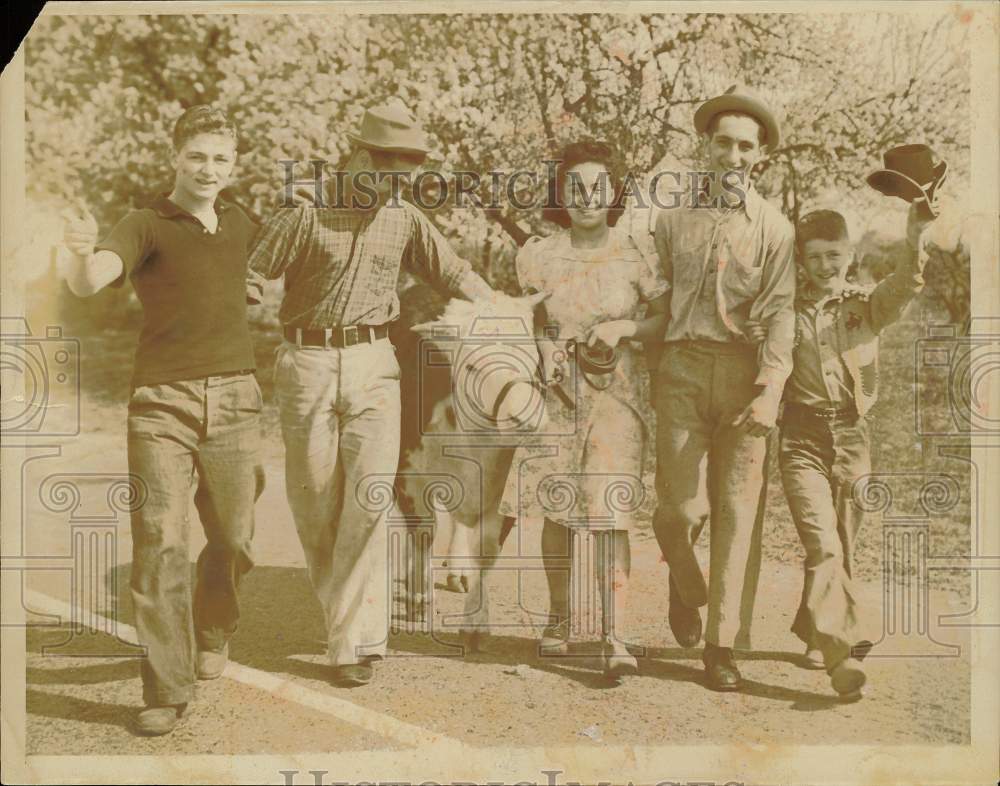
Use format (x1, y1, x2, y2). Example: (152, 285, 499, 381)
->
(1, 2, 997, 784)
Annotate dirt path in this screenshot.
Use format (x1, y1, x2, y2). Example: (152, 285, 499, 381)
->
(18, 417, 972, 756)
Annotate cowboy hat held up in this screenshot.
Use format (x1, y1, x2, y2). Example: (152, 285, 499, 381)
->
(866, 144, 948, 219)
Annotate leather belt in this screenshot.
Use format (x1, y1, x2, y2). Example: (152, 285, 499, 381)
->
(783, 401, 859, 421)
(283, 324, 390, 348)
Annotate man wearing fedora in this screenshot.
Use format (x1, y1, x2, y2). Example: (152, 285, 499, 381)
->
(247, 100, 493, 687)
(646, 85, 796, 691)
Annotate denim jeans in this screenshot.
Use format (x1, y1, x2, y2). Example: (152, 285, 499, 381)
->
(127, 373, 264, 706)
(652, 341, 768, 650)
(274, 338, 401, 666)
(779, 407, 871, 669)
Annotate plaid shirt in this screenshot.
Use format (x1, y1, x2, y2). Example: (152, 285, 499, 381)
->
(247, 200, 472, 328)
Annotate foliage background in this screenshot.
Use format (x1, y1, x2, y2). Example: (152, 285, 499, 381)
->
(24, 10, 972, 309)
(19, 10, 975, 596)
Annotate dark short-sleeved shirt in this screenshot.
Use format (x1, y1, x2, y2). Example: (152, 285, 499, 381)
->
(96, 195, 258, 388)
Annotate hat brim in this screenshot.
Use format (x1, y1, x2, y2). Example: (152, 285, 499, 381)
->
(866, 160, 947, 203)
(693, 94, 780, 149)
(346, 133, 430, 157)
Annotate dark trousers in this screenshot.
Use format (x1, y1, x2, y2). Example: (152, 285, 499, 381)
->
(779, 405, 870, 669)
(127, 374, 264, 706)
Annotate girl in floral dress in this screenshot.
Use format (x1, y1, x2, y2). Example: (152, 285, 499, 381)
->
(499, 141, 669, 678)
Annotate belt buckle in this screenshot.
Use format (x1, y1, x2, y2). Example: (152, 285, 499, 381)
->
(344, 325, 359, 347)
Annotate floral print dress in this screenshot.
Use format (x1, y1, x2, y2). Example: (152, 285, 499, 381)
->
(498, 224, 669, 532)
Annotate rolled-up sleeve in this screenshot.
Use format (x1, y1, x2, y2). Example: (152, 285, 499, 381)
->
(749, 219, 796, 388)
(246, 205, 307, 304)
(403, 204, 473, 297)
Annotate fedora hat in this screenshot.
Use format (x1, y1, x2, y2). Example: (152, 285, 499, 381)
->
(693, 84, 781, 149)
(866, 144, 947, 217)
(346, 99, 431, 156)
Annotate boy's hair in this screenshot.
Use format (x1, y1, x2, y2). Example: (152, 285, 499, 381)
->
(705, 110, 766, 147)
(172, 105, 239, 152)
(542, 139, 625, 228)
(796, 209, 851, 253)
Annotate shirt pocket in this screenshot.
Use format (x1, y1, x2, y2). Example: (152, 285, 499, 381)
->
(719, 239, 763, 306)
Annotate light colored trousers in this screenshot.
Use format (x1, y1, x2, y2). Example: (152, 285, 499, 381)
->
(274, 338, 401, 666)
(652, 341, 768, 650)
(128, 373, 264, 706)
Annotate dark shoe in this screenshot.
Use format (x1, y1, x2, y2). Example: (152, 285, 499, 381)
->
(196, 644, 229, 680)
(361, 653, 384, 666)
(135, 703, 187, 736)
(851, 639, 874, 662)
(668, 575, 702, 648)
(702, 643, 742, 692)
(830, 657, 866, 697)
(330, 663, 373, 687)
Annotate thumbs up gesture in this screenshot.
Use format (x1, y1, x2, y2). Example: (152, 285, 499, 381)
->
(61, 200, 99, 258)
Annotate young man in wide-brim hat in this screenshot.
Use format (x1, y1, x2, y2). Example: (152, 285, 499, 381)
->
(646, 84, 797, 692)
(247, 99, 494, 688)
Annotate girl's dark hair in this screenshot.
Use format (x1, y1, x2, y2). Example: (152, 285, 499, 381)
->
(541, 140, 625, 228)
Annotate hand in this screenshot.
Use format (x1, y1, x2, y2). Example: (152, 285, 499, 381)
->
(585, 320, 635, 350)
(731, 385, 781, 437)
(907, 196, 938, 247)
(744, 319, 768, 344)
(61, 201, 98, 259)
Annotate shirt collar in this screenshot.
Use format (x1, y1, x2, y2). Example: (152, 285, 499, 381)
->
(797, 283, 846, 309)
(685, 177, 762, 220)
(151, 194, 233, 220)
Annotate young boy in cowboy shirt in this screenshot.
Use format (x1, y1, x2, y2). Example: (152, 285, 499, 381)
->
(775, 199, 936, 698)
(61, 106, 265, 735)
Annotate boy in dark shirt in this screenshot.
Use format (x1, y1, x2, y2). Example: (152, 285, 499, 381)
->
(62, 106, 264, 735)
(778, 202, 934, 698)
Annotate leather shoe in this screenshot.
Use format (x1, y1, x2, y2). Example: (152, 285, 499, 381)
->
(702, 643, 742, 692)
(668, 575, 702, 648)
(196, 644, 228, 680)
(135, 703, 187, 736)
(830, 657, 866, 697)
(331, 663, 373, 687)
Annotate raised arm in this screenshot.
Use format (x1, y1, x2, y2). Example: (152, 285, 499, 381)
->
(61, 203, 127, 297)
(867, 202, 933, 333)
